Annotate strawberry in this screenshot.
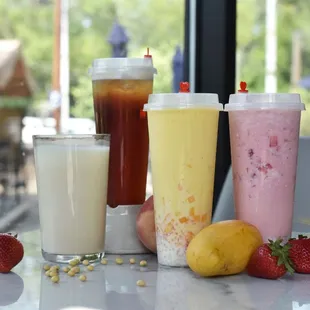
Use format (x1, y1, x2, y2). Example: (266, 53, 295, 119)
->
(288, 235, 310, 274)
(247, 239, 294, 280)
(0, 233, 24, 273)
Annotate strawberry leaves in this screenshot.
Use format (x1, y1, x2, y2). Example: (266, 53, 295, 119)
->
(268, 239, 294, 274)
(247, 238, 295, 279)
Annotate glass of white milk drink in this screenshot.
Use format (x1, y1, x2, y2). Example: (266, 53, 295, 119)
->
(33, 134, 110, 263)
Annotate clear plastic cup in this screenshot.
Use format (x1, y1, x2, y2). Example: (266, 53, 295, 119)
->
(144, 92, 222, 267)
(89, 58, 157, 208)
(225, 93, 305, 242)
(33, 134, 110, 263)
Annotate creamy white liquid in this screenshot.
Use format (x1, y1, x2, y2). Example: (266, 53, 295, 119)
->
(34, 143, 109, 255)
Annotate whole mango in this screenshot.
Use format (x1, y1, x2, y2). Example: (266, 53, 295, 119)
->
(186, 220, 263, 277)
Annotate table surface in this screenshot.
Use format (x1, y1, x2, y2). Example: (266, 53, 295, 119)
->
(1, 230, 310, 310)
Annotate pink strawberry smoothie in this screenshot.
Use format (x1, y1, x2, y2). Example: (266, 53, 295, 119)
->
(229, 110, 301, 242)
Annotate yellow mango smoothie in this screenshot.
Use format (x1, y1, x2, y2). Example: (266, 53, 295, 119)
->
(144, 87, 222, 266)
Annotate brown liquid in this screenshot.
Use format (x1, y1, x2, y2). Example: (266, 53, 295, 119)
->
(93, 79, 153, 208)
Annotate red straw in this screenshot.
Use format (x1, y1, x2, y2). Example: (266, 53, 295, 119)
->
(179, 82, 190, 93)
(144, 47, 152, 58)
(238, 81, 248, 93)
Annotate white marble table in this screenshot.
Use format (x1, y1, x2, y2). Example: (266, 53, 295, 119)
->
(2, 229, 310, 310)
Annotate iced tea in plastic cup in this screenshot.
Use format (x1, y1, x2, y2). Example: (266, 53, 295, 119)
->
(144, 84, 222, 266)
(90, 57, 156, 208)
(225, 92, 305, 242)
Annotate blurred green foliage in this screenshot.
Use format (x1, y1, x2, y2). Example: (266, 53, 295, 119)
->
(0, 97, 31, 108)
(0, 0, 183, 118)
(2, 0, 310, 134)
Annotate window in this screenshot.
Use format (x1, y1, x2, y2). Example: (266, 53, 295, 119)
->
(0, 0, 184, 229)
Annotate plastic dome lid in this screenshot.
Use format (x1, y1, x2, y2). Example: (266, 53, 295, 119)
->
(89, 51, 157, 80)
(144, 82, 223, 111)
(226, 93, 305, 111)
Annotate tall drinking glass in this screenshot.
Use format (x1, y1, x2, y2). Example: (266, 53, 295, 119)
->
(226, 93, 305, 242)
(90, 57, 156, 208)
(33, 134, 110, 263)
(144, 90, 222, 266)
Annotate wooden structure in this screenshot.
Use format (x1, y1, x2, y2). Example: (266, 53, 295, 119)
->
(0, 40, 35, 96)
(0, 40, 36, 201)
